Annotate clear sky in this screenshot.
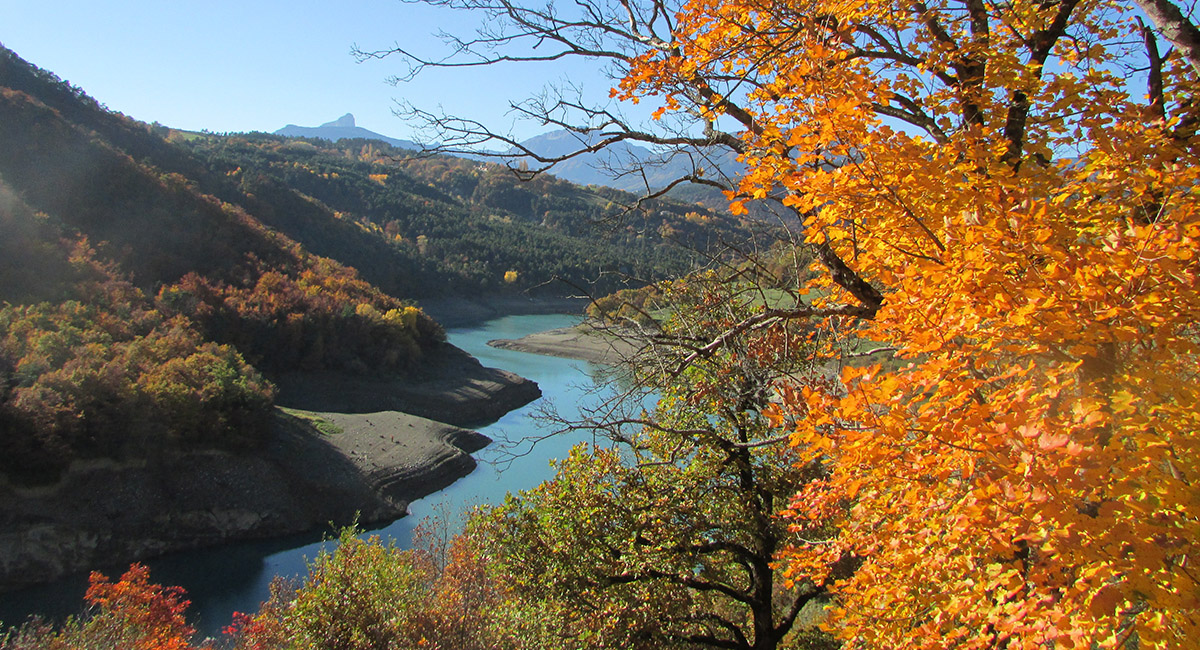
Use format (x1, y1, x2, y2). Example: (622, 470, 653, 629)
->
(0, 0, 624, 141)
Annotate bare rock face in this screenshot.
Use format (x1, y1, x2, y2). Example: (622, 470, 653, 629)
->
(0, 454, 309, 590)
(321, 113, 356, 128)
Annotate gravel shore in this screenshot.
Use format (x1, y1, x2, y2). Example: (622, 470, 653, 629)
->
(488, 323, 642, 365)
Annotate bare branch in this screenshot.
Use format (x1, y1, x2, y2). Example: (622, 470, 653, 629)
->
(843, 345, 897, 358)
(1140, 17, 1168, 122)
(672, 303, 874, 375)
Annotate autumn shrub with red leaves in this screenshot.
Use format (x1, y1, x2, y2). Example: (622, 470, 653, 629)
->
(0, 565, 200, 650)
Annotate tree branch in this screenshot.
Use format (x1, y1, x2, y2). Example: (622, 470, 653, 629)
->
(1133, 0, 1200, 77)
(1001, 0, 1082, 166)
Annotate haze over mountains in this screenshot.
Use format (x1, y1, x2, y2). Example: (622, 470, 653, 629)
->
(275, 114, 744, 198)
(510, 129, 745, 193)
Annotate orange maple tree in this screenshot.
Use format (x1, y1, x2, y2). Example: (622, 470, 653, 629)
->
(382, 0, 1198, 643)
(613, 0, 1200, 646)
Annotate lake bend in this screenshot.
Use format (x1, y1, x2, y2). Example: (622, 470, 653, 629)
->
(0, 313, 616, 637)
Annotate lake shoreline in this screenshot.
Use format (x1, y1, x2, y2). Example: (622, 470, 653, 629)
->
(488, 322, 642, 366)
(0, 312, 611, 633)
(0, 341, 541, 594)
(419, 295, 590, 329)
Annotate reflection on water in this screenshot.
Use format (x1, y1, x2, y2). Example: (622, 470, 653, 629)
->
(0, 313, 616, 637)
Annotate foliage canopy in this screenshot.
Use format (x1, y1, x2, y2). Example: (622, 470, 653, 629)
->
(476, 272, 838, 650)
(377, 0, 1200, 644)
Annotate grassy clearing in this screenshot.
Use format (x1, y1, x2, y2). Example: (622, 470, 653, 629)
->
(278, 407, 344, 436)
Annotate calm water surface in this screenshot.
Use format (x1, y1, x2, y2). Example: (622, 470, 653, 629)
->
(0, 313, 615, 636)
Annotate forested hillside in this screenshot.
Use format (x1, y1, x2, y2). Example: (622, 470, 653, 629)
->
(0, 43, 755, 484)
(178, 132, 760, 298)
(0, 47, 454, 482)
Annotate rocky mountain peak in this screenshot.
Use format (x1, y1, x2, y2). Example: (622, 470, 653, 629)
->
(321, 113, 356, 128)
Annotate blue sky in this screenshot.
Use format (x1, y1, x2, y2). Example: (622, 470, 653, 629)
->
(0, 0, 623, 141)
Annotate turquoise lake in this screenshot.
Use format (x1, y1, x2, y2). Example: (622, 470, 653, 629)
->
(0, 313, 622, 637)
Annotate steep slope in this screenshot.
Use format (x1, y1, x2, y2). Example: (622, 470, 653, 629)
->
(0, 45, 540, 588)
(178, 133, 764, 300)
(0, 73, 444, 372)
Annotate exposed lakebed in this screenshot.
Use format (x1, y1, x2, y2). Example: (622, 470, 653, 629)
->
(0, 313, 618, 636)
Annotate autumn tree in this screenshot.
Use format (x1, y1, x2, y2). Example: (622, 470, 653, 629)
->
(377, 0, 1200, 646)
(474, 272, 842, 650)
(226, 527, 437, 650)
(225, 524, 529, 650)
(0, 565, 198, 650)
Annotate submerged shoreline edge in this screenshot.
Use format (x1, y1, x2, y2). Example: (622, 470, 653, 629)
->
(0, 340, 542, 593)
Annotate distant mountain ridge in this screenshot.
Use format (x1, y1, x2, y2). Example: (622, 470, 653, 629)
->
(273, 116, 743, 202)
(512, 130, 745, 194)
(275, 113, 423, 150)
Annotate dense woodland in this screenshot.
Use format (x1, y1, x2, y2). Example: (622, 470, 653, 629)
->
(178, 133, 760, 298)
(0, 197, 275, 481)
